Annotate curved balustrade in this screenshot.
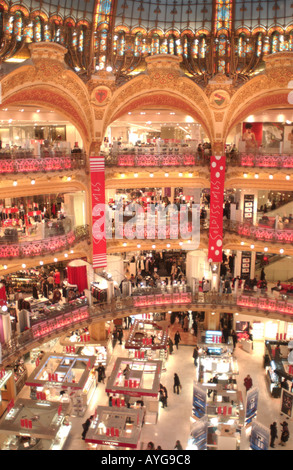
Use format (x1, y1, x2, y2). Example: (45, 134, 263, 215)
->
(0, 224, 89, 259)
(0, 153, 86, 174)
(105, 153, 209, 168)
(224, 220, 293, 245)
(229, 152, 293, 169)
(1, 288, 293, 366)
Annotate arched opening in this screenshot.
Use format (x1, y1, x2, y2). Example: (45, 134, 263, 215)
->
(1, 86, 91, 151)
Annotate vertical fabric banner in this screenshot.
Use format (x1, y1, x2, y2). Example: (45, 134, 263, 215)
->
(208, 155, 226, 263)
(90, 156, 107, 269)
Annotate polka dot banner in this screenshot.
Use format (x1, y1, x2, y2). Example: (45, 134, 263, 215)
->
(208, 155, 226, 263)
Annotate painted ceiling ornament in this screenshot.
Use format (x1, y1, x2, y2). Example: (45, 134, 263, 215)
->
(209, 89, 230, 108)
(92, 85, 112, 106)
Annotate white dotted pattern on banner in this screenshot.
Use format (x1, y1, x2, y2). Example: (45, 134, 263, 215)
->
(209, 155, 225, 258)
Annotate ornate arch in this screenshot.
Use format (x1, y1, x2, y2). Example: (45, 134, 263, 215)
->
(102, 55, 214, 141)
(223, 53, 293, 142)
(0, 43, 95, 152)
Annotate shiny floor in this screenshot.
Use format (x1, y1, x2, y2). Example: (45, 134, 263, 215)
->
(3, 315, 292, 451)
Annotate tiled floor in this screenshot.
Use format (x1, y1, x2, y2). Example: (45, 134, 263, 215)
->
(1, 314, 292, 451)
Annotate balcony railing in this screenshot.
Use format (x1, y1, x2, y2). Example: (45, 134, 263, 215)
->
(224, 220, 293, 245)
(229, 152, 293, 169)
(0, 224, 89, 259)
(0, 152, 86, 174)
(105, 152, 209, 168)
(1, 287, 293, 365)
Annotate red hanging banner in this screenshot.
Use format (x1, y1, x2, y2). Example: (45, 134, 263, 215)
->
(208, 155, 226, 263)
(90, 156, 107, 269)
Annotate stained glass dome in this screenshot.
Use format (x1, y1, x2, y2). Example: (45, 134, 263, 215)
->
(1, 0, 293, 85)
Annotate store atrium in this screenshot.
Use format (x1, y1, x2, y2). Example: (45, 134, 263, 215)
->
(0, 0, 292, 452)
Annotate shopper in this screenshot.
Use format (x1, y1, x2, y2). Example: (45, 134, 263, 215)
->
(173, 373, 181, 394)
(174, 440, 183, 450)
(159, 384, 168, 408)
(193, 346, 199, 367)
(270, 422, 278, 448)
(47, 272, 54, 293)
(81, 415, 94, 440)
(123, 363, 131, 379)
(96, 363, 106, 384)
(183, 314, 189, 332)
(147, 441, 155, 450)
(168, 338, 174, 355)
(244, 374, 253, 392)
(174, 331, 181, 350)
(231, 330, 238, 350)
(118, 328, 123, 345)
(279, 422, 290, 447)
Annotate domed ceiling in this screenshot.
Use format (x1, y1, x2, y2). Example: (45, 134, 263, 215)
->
(0, 0, 292, 86)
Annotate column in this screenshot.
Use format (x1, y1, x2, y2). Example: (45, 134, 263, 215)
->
(89, 322, 107, 341)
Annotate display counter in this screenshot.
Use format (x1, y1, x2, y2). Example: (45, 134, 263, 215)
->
(0, 369, 16, 417)
(26, 353, 96, 416)
(85, 406, 144, 450)
(0, 398, 71, 450)
(240, 338, 253, 354)
(106, 357, 162, 424)
(264, 340, 292, 397)
(59, 333, 108, 367)
(125, 319, 168, 370)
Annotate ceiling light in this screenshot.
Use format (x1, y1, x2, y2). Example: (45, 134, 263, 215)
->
(179, 173, 183, 177)
(165, 173, 169, 177)
(106, 66, 113, 72)
(54, 258, 58, 262)
(189, 173, 193, 177)
(123, 242, 127, 247)
(250, 244, 254, 249)
(243, 173, 248, 178)
(121, 173, 125, 178)
(13, 181, 17, 186)
(167, 244, 171, 248)
(22, 264, 26, 269)
(269, 174, 273, 180)
(264, 247, 268, 252)
(39, 261, 44, 266)
(280, 249, 284, 254)
(286, 175, 290, 180)
(3, 265, 7, 270)
(150, 173, 154, 178)
(31, 179, 35, 185)
(152, 245, 156, 249)
(137, 244, 141, 249)
(134, 173, 138, 178)
(254, 174, 259, 179)
(240, 241, 244, 246)
(64, 253, 68, 258)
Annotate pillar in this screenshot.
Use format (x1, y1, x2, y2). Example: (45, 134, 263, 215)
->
(89, 322, 107, 341)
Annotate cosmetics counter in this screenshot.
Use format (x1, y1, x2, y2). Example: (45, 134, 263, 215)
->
(106, 357, 162, 425)
(25, 353, 96, 417)
(263, 340, 293, 398)
(85, 406, 144, 450)
(192, 330, 243, 450)
(0, 398, 71, 450)
(124, 319, 168, 370)
(59, 333, 109, 367)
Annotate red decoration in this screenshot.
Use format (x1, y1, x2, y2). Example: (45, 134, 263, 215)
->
(90, 157, 107, 269)
(208, 155, 226, 263)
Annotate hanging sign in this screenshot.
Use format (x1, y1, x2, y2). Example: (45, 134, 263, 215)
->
(208, 155, 226, 263)
(90, 156, 107, 269)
